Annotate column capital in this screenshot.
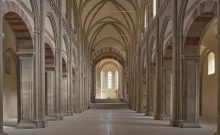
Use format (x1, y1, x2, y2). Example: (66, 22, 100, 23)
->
(16, 52, 34, 57)
(74, 68, 79, 71)
(161, 66, 172, 71)
(45, 66, 55, 71)
(181, 55, 200, 60)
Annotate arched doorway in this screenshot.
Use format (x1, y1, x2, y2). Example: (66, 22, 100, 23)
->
(3, 12, 34, 128)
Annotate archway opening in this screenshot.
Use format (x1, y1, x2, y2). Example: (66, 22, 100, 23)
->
(3, 12, 33, 127)
(95, 59, 124, 102)
(199, 18, 217, 124)
(183, 11, 217, 128)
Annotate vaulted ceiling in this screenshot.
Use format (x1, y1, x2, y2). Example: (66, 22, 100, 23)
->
(75, 0, 145, 64)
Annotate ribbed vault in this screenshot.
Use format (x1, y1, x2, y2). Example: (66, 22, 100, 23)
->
(75, 0, 145, 63)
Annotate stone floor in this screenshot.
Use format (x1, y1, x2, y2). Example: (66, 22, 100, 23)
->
(4, 109, 216, 135)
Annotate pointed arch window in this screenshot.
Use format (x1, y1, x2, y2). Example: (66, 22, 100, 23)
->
(144, 7, 148, 28)
(101, 71, 104, 90)
(108, 71, 112, 89)
(208, 52, 215, 75)
(115, 70, 119, 89)
(153, 0, 157, 18)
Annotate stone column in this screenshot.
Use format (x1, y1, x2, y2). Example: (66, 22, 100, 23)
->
(65, 36, 73, 116)
(181, 56, 200, 128)
(137, 47, 143, 113)
(162, 67, 172, 118)
(74, 68, 81, 113)
(171, 0, 183, 127)
(72, 73, 76, 112)
(214, 0, 220, 134)
(154, 0, 163, 120)
(141, 68, 147, 113)
(16, 53, 36, 128)
(151, 64, 156, 115)
(145, 47, 151, 116)
(91, 67, 96, 102)
(0, 0, 5, 133)
(45, 67, 56, 121)
(133, 75, 136, 110)
(54, 0, 64, 120)
(34, 0, 47, 128)
(62, 73, 68, 115)
(54, 47, 63, 120)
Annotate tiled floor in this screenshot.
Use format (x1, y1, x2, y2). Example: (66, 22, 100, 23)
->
(4, 109, 216, 135)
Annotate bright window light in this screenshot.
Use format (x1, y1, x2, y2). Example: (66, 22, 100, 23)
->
(208, 52, 215, 75)
(153, 0, 157, 18)
(108, 71, 112, 89)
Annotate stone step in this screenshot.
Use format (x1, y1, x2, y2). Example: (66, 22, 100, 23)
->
(90, 103, 128, 109)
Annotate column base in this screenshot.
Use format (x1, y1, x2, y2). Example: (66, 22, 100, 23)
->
(154, 114, 163, 120)
(35, 120, 48, 128)
(55, 114, 64, 121)
(137, 109, 142, 113)
(170, 119, 201, 128)
(46, 115, 59, 121)
(180, 122, 201, 128)
(131, 105, 136, 111)
(145, 111, 154, 116)
(170, 119, 184, 127)
(75, 109, 82, 113)
(64, 112, 74, 116)
(16, 121, 37, 129)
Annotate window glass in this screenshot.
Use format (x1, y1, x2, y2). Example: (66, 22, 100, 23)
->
(108, 71, 112, 89)
(208, 52, 215, 75)
(153, 0, 157, 18)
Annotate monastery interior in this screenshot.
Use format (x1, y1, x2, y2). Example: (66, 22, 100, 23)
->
(0, 0, 220, 135)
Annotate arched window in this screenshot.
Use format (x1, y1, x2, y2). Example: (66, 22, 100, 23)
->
(108, 71, 112, 89)
(144, 7, 148, 28)
(115, 70, 119, 89)
(101, 71, 104, 89)
(153, 0, 157, 18)
(208, 52, 215, 75)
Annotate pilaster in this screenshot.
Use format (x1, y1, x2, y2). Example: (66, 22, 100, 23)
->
(0, 0, 6, 133)
(45, 67, 57, 121)
(16, 53, 36, 129)
(180, 55, 200, 128)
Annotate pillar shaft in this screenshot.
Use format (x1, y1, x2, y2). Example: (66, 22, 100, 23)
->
(17, 54, 36, 128)
(45, 68, 56, 120)
(65, 35, 73, 116)
(54, 0, 64, 120)
(0, 0, 4, 133)
(137, 47, 142, 113)
(145, 47, 152, 116)
(154, 0, 163, 120)
(33, 0, 47, 128)
(171, 0, 183, 127)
